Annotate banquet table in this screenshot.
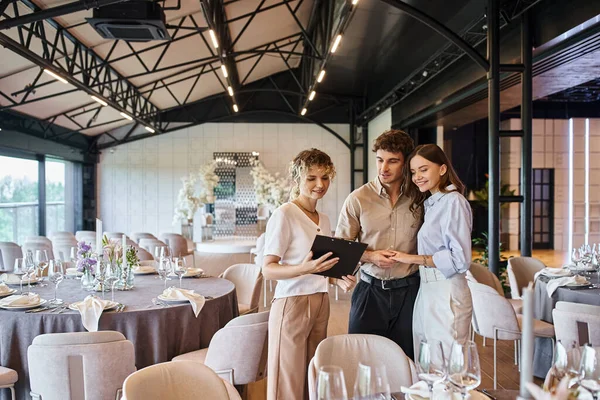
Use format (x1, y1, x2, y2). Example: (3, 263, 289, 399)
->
(0, 274, 238, 400)
(195, 236, 257, 276)
(533, 273, 600, 378)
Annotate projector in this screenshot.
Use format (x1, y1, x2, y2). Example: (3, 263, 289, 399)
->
(87, 1, 170, 42)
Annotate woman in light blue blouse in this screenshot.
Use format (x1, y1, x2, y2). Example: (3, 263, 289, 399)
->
(391, 144, 473, 354)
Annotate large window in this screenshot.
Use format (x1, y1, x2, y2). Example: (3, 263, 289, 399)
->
(0, 153, 81, 244)
(0, 155, 39, 244)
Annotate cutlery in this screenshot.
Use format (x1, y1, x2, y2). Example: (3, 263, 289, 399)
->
(25, 305, 53, 313)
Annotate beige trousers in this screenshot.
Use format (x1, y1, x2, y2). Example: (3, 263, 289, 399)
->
(267, 292, 330, 400)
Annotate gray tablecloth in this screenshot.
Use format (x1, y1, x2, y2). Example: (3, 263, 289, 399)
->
(533, 274, 600, 378)
(0, 274, 238, 400)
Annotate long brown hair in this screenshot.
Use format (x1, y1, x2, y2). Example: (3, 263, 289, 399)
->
(404, 144, 465, 217)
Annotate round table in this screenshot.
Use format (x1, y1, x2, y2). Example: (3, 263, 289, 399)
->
(195, 237, 257, 276)
(0, 274, 238, 400)
(533, 274, 600, 378)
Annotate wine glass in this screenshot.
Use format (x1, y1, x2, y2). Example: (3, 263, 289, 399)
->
(353, 363, 391, 400)
(416, 339, 447, 393)
(173, 258, 186, 288)
(13, 258, 25, 294)
(579, 345, 600, 399)
(48, 259, 64, 305)
(316, 365, 348, 400)
(24, 250, 36, 295)
(158, 258, 171, 289)
(35, 249, 49, 286)
(105, 263, 120, 302)
(69, 246, 77, 262)
(448, 341, 481, 399)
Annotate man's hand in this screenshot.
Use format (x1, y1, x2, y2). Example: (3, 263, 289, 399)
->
(390, 251, 410, 264)
(363, 250, 397, 268)
(335, 275, 357, 293)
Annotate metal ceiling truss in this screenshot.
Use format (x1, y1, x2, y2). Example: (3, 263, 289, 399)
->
(0, 0, 162, 131)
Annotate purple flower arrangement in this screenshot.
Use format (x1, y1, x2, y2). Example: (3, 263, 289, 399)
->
(76, 240, 97, 274)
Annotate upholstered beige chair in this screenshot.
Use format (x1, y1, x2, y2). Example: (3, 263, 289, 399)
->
(103, 232, 126, 241)
(307, 334, 418, 399)
(137, 239, 168, 260)
(123, 361, 241, 400)
(507, 257, 545, 299)
(159, 233, 195, 264)
(0, 242, 23, 272)
(50, 231, 76, 241)
(129, 233, 157, 244)
(27, 331, 135, 400)
(75, 230, 96, 242)
(553, 301, 600, 346)
(22, 238, 54, 261)
(0, 366, 17, 400)
(220, 264, 263, 315)
(468, 262, 523, 314)
(52, 238, 78, 261)
(468, 280, 555, 388)
(172, 311, 269, 392)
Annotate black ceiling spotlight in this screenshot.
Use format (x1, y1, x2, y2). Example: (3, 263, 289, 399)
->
(87, 1, 170, 42)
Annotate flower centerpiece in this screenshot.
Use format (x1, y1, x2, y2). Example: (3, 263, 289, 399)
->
(119, 245, 139, 290)
(76, 241, 97, 290)
(250, 160, 289, 211)
(173, 161, 219, 240)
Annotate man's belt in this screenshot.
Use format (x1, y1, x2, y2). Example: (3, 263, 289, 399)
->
(360, 271, 420, 290)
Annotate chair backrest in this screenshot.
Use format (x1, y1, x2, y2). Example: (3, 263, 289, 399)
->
(466, 263, 504, 296)
(159, 233, 190, 257)
(104, 232, 126, 240)
(307, 334, 418, 399)
(225, 311, 270, 327)
(507, 257, 545, 299)
(130, 232, 157, 243)
(50, 232, 76, 241)
(0, 241, 23, 271)
(135, 247, 154, 261)
(52, 238, 78, 261)
(28, 331, 135, 400)
(204, 317, 269, 385)
(222, 264, 263, 314)
(75, 231, 97, 250)
(553, 302, 600, 346)
(123, 361, 238, 400)
(467, 281, 521, 340)
(22, 240, 54, 261)
(137, 239, 167, 259)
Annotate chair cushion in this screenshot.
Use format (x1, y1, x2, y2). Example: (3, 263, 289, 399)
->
(0, 366, 18, 385)
(517, 315, 555, 337)
(172, 348, 208, 364)
(238, 303, 253, 315)
(509, 299, 523, 314)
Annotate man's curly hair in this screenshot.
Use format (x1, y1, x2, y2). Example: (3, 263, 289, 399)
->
(372, 129, 415, 160)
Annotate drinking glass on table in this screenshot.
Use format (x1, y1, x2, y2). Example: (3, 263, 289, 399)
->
(550, 341, 583, 389)
(353, 363, 391, 400)
(173, 258, 186, 288)
(69, 246, 77, 263)
(448, 341, 481, 400)
(105, 263, 120, 302)
(24, 250, 36, 295)
(13, 258, 26, 294)
(416, 339, 447, 394)
(316, 365, 348, 400)
(158, 257, 171, 289)
(579, 345, 600, 399)
(48, 259, 64, 305)
(35, 249, 49, 286)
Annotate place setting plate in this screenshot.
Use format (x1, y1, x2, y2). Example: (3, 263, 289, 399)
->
(0, 275, 41, 286)
(0, 288, 18, 298)
(133, 266, 157, 275)
(157, 294, 190, 303)
(68, 300, 119, 311)
(0, 298, 48, 311)
(183, 268, 205, 278)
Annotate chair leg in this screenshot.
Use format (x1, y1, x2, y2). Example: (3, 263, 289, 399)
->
(10, 386, 16, 400)
(263, 279, 268, 308)
(483, 337, 486, 347)
(335, 285, 339, 301)
(269, 280, 273, 292)
(514, 340, 518, 365)
(493, 330, 498, 390)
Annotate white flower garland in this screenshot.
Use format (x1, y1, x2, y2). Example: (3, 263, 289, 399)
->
(250, 160, 289, 210)
(173, 161, 219, 224)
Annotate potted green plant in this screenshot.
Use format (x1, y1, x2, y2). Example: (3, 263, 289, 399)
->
(472, 232, 511, 295)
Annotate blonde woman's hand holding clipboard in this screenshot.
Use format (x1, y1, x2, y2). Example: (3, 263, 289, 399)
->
(301, 251, 339, 275)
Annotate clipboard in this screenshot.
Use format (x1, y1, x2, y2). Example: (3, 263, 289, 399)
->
(310, 235, 368, 279)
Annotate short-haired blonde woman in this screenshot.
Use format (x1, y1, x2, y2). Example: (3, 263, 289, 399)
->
(263, 149, 356, 400)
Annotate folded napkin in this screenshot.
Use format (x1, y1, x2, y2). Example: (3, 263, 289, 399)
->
(161, 287, 206, 317)
(0, 282, 11, 294)
(400, 381, 467, 400)
(526, 377, 570, 400)
(546, 275, 589, 297)
(535, 268, 572, 280)
(73, 295, 106, 332)
(0, 293, 40, 307)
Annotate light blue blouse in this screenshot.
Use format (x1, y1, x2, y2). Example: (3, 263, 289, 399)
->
(417, 185, 473, 279)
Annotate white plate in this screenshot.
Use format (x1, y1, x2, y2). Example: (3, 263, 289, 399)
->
(0, 289, 18, 297)
(133, 266, 157, 275)
(183, 268, 205, 278)
(68, 300, 119, 311)
(0, 298, 47, 311)
(408, 390, 490, 400)
(157, 294, 190, 303)
(1, 276, 41, 286)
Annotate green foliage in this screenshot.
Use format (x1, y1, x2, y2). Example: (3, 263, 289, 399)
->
(472, 176, 516, 208)
(472, 232, 511, 293)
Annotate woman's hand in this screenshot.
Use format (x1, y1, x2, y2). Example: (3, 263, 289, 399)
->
(301, 251, 339, 275)
(390, 251, 411, 264)
(335, 275, 357, 293)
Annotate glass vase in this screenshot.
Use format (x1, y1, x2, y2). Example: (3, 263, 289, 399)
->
(118, 265, 134, 290)
(181, 219, 193, 240)
(81, 268, 95, 291)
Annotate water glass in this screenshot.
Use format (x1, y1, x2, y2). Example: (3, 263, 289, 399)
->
(174, 258, 186, 288)
(24, 250, 36, 294)
(158, 258, 171, 289)
(416, 339, 447, 392)
(317, 365, 348, 400)
(48, 260, 64, 305)
(13, 258, 25, 294)
(105, 263, 120, 302)
(579, 345, 600, 398)
(448, 341, 481, 399)
(353, 363, 391, 400)
(69, 246, 77, 262)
